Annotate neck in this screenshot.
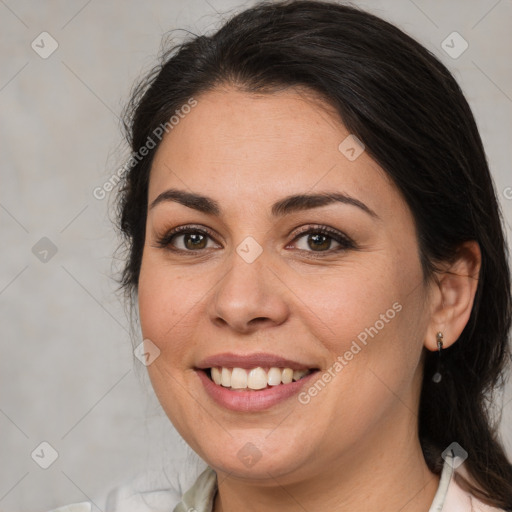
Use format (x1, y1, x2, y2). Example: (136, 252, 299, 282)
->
(213, 411, 439, 512)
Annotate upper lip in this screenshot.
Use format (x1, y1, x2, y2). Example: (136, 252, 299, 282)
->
(195, 352, 317, 371)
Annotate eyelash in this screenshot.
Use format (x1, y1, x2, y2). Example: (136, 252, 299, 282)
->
(154, 224, 356, 257)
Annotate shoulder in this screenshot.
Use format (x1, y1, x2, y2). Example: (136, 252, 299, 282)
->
(45, 504, 92, 512)
(449, 480, 507, 512)
(46, 459, 207, 512)
(445, 481, 507, 511)
(430, 453, 508, 512)
(444, 469, 507, 512)
(45, 481, 182, 512)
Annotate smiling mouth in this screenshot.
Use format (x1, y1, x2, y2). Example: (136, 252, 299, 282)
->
(204, 366, 316, 391)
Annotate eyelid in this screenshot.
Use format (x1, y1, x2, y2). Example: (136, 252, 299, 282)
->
(287, 224, 356, 252)
(290, 224, 352, 242)
(153, 224, 221, 251)
(154, 223, 356, 254)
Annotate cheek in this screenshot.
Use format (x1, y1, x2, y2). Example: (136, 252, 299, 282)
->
(290, 263, 406, 350)
(137, 254, 199, 359)
(291, 252, 426, 398)
(137, 257, 204, 431)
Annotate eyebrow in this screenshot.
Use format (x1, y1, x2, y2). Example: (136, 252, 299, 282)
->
(149, 188, 378, 219)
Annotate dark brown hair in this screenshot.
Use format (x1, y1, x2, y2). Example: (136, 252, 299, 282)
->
(115, 1, 512, 507)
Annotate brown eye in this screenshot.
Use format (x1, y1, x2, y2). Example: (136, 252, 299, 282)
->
(155, 226, 220, 252)
(181, 232, 208, 250)
(304, 233, 334, 251)
(289, 226, 356, 254)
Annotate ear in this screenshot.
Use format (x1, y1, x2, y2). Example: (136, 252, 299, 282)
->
(424, 241, 481, 351)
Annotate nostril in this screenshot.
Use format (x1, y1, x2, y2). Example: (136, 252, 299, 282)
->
(248, 317, 270, 326)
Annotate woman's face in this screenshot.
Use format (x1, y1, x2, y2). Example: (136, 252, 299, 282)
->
(138, 86, 433, 483)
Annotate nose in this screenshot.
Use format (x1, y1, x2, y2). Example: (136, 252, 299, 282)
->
(207, 248, 290, 334)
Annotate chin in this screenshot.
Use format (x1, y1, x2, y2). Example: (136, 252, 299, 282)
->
(188, 428, 315, 482)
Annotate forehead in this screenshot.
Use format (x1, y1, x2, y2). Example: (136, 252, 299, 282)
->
(148, 86, 400, 218)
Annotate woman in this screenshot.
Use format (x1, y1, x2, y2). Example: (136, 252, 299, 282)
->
(48, 0, 512, 510)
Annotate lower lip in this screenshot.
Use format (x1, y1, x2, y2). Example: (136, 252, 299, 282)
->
(195, 369, 318, 412)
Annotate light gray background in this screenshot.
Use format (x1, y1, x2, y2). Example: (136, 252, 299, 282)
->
(1, 1, 511, 511)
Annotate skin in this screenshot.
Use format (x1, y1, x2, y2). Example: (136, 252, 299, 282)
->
(137, 86, 481, 512)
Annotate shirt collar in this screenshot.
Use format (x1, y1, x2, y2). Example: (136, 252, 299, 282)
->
(173, 454, 458, 512)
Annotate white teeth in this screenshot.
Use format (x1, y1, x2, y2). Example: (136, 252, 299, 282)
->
(209, 366, 312, 390)
(248, 367, 268, 389)
(211, 367, 222, 385)
(281, 368, 293, 384)
(221, 367, 231, 387)
(231, 368, 248, 389)
(267, 367, 283, 386)
(293, 369, 309, 381)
